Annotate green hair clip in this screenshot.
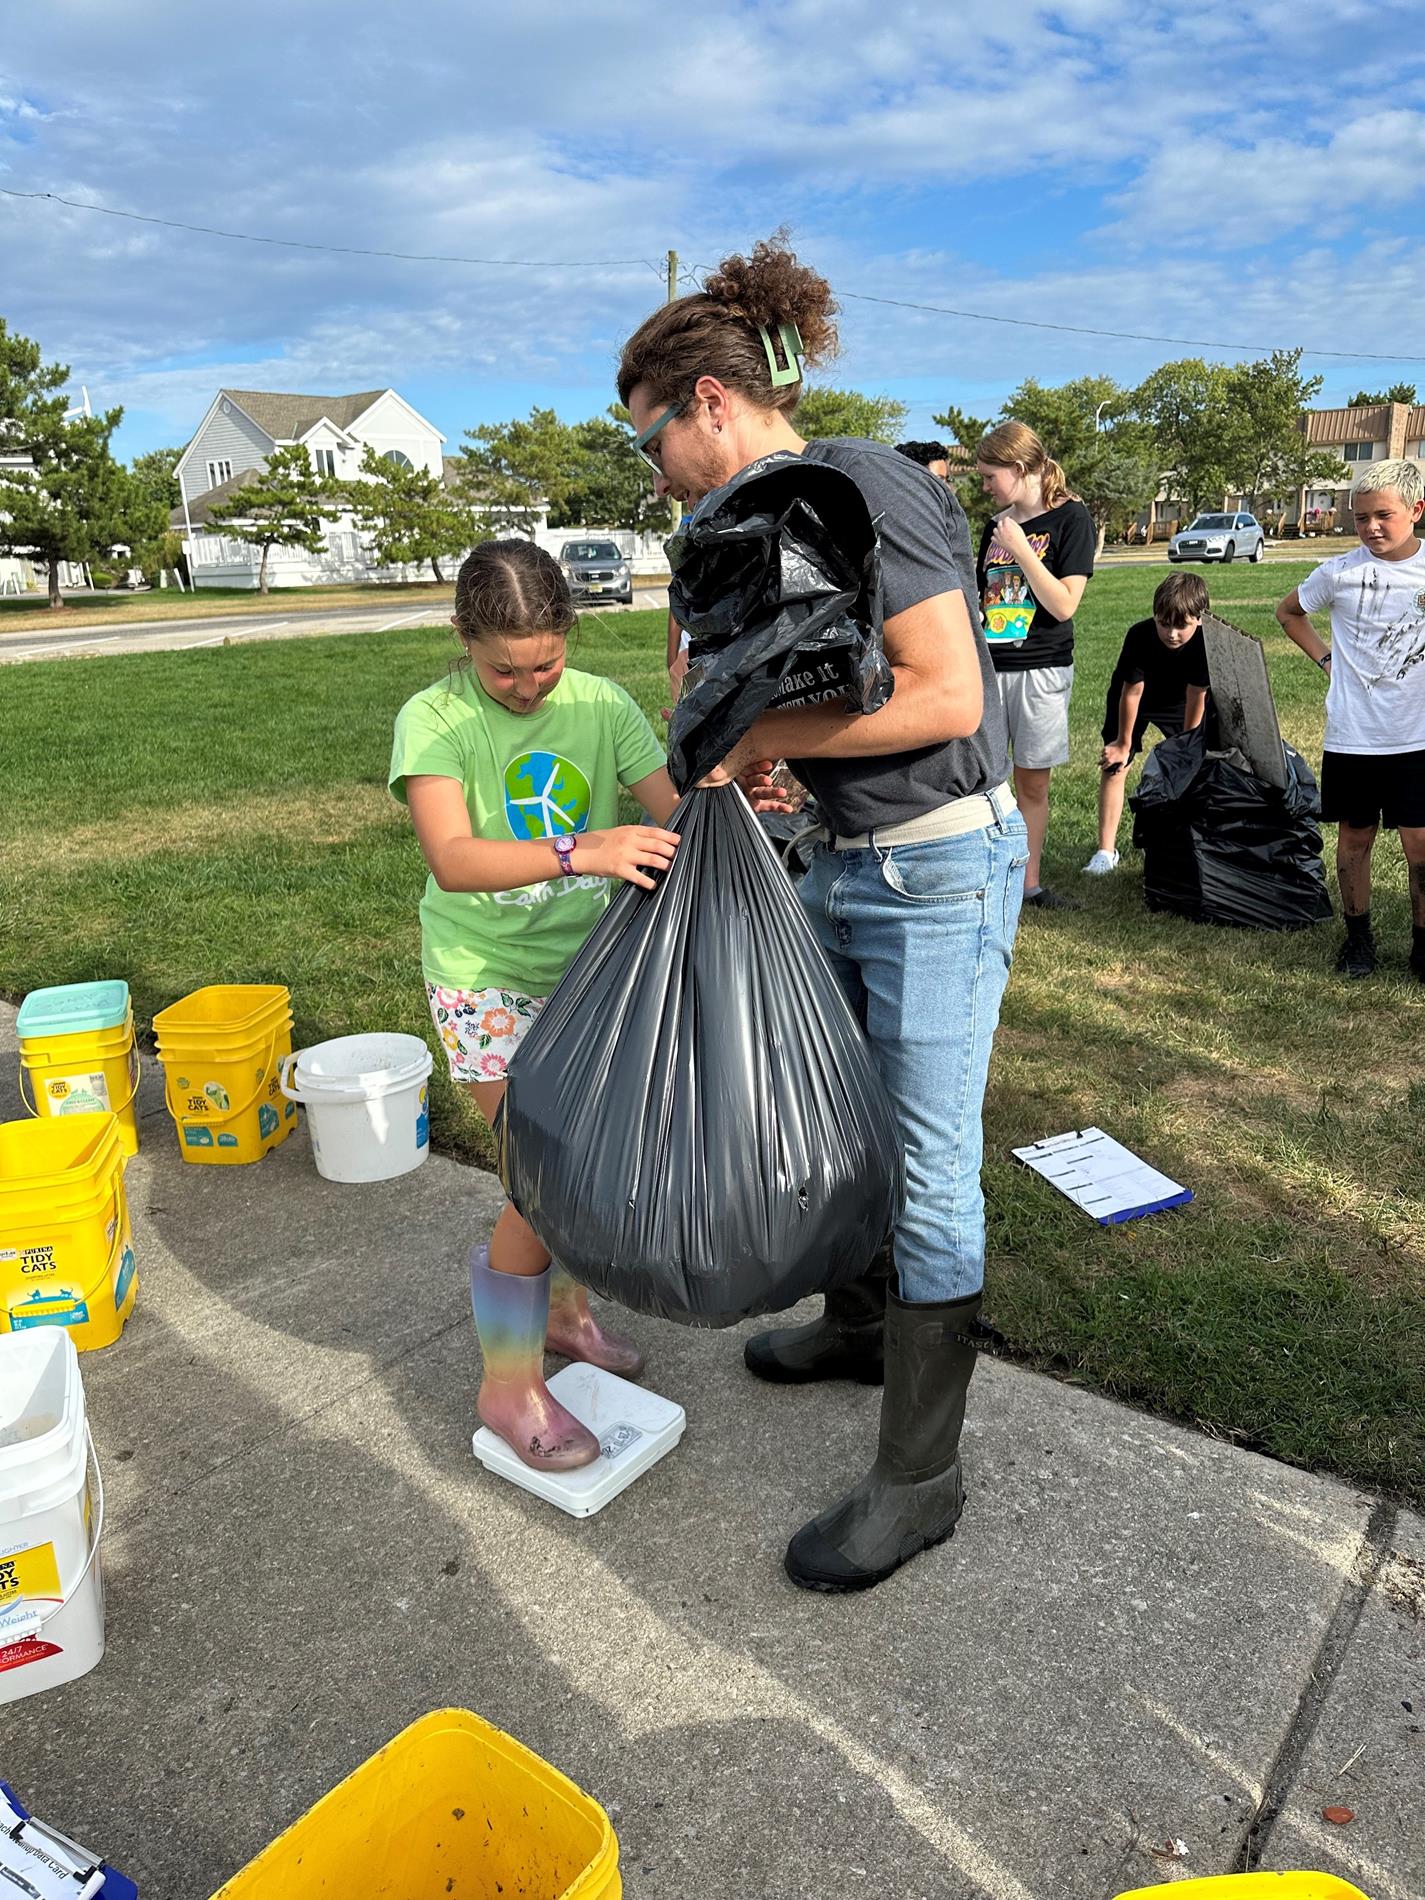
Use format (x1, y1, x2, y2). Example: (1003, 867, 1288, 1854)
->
(758, 320, 805, 388)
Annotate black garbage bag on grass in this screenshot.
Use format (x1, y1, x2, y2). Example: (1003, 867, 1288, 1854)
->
(665, 453, 892, 791)
(498, 785, 905, 1328)
(1130, 728, 1333, 931)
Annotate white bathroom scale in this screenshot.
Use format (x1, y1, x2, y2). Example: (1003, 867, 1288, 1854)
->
(471, 1362, 686, 1518)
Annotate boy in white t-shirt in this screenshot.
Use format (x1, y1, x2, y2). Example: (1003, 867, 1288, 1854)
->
(1277, 458, 1425, 980)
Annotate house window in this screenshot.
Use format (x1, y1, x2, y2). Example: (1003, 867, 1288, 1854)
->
(383, 450, 413, 470)
(313, 448, 337, 477)
(1341, 441, 1375, 462)
(206, 458, 233, 490)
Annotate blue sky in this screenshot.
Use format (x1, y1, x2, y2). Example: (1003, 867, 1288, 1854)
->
(6, 1, 1425, 465)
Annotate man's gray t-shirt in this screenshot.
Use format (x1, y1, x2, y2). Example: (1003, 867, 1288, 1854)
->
(792, 438, 1009, 837)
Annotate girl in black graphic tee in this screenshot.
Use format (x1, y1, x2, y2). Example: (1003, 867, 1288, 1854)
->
(975, 421, 1096, 908)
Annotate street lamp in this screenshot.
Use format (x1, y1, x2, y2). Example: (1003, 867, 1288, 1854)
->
(1093, 399, 1110, 432)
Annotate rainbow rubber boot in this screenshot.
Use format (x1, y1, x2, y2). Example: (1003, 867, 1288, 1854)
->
(546, 1265, 646, 1378)
(470, 1245, 599, 1471)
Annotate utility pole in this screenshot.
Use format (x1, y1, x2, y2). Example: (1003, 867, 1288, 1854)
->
(666, 248, 682, 533)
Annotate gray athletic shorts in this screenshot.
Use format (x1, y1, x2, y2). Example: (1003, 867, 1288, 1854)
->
(994, 665, 1074, 770)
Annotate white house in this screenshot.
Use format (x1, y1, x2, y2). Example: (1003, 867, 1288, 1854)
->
(174, 387, 449, 587)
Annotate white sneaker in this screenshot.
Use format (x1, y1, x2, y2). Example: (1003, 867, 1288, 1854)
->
(1082, 849, 1120, 876)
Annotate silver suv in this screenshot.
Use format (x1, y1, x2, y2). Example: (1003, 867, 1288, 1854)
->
(560, 539, 633, 605)
(1168, 512, 1266, 564)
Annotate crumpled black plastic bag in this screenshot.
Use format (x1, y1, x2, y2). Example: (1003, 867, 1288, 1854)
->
(665, 453, 892, 790)
(1130, 728, 1333, 930)
(499, 785, 905, 1328)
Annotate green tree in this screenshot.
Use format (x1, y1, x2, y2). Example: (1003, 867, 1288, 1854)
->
(1132, 358, 1240, 514)
(932, 401, 994, 532)
(935, 379, 1158, 550)
(995, 376, 1158, 554)
(125, 447, 184, 580)
(0, 319, 153, 608)
(343, 445, 473, 583)
(560, 407, 672, 534)
(457, 407, 577, 535)
(204, 444, 333, 593)
(129, 445, 182, 512)
(1348, 383, 1416, 407)
(1221, 350, 1347, 513)
(795, 386, 908, 443)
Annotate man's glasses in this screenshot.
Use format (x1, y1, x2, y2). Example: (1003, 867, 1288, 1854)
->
(631, 400, 685, 474)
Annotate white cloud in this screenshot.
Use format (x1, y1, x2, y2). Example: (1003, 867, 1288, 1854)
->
(1108, 110, 1425, 247)
(5, 0, 1425, 456)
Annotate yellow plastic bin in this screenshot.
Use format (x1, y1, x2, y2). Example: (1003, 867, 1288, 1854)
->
(1116, 1874, 1370, 1898)
(0, 1113, 137, 1350)
(17, 981, 141, 1158)
(209, 1708, 620, 1898)
(153, 985, 296, 1165)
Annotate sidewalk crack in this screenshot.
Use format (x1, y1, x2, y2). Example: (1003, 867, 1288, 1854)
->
(1235, 1495, 1399, 1870)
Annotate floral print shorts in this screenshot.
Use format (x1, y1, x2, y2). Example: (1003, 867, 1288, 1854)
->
(426, 983, 548, 1084)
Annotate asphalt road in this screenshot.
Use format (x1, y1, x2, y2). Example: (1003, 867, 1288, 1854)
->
(0, 590, 671, 664)
(0, 598, 453, 664)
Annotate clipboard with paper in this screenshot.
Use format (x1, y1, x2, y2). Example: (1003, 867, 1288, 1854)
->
(1012, 1127, 1193, 1226)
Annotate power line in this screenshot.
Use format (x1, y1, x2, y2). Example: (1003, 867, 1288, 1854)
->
(689, 264, 1425, 367)
(0, 187, 656, 270)
(5, 184, 1422, 363)
(833, 287, 1425, 364)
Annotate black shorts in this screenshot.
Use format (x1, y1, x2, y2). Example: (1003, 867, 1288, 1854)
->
(1319, 748, 1425, 829)
(1100, 689, 1184, 762)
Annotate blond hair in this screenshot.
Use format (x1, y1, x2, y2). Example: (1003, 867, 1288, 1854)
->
(975, 420, 1073, 509)
(1351, 457, 1425, 509)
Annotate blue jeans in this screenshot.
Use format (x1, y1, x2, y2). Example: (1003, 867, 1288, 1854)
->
(799, 806, 1029, 1303)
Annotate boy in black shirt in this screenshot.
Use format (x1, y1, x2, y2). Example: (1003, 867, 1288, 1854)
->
(1084, 572, 1211, 875)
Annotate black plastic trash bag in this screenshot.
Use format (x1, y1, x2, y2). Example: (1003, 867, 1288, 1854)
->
(1130, 728, 1333, 930)
(499, 785, 905, 1328)
(757, 801, 823, 882)
(665, 453, 892, 791)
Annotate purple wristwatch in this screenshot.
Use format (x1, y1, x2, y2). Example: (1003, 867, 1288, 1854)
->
(552, 835, 578, 878)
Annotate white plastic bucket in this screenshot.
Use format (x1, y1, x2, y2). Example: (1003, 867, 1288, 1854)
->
(280, 1033, 433, 1185)
(0, 1330, 105, 1703)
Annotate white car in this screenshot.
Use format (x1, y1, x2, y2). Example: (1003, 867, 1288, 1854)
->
(1168, 512, 1266, 564)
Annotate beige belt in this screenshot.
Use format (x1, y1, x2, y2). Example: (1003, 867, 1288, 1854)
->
(830, 782, 1017, 852)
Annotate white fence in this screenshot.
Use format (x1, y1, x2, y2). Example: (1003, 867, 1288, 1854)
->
(186, 520, 673, 590)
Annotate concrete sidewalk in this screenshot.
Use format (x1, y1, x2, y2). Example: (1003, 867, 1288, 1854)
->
(1, 1003, 1419, 1900)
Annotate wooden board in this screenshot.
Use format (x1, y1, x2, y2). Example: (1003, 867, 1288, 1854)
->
(1201, 612, 1289, 790)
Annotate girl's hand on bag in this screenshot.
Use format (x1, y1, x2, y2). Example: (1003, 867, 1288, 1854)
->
(574, 825, 680, 890)
(1099, 740, 1130, 774)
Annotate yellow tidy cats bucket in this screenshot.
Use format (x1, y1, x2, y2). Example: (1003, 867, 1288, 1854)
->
(17, 981, 141, 1158)
(0, 1112, 137, 1351)
(153, 985, 296, 1166)
(209, 1708, 621, 1898)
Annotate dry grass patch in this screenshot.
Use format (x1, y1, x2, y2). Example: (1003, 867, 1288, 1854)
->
(1, 784, 400, 877)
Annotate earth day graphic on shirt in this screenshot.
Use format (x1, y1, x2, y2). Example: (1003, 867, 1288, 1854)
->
(982, 531, 1050, 641)
(503, 751, 592, 839)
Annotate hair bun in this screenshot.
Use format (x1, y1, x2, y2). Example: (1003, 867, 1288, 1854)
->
(701, 234, 838, 367)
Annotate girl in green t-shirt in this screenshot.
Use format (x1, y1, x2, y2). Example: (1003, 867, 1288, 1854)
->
(389, 541, 681, 1473)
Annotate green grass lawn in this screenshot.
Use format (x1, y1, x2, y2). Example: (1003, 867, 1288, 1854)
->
(3, 565, 1421, 1500)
